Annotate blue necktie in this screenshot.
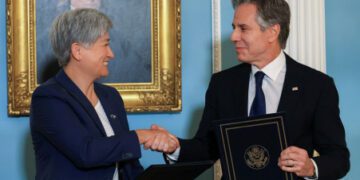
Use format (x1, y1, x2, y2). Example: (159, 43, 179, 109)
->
(250, 71, 266, 116)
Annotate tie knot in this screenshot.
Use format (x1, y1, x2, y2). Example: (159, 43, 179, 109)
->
(254, 71, 265, 84)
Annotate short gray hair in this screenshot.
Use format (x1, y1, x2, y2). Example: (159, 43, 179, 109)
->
(232, 0, 290, 49)
(50, 8, 112, 67)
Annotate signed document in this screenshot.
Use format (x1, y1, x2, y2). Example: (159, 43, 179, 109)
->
(213, 113, 293, 180)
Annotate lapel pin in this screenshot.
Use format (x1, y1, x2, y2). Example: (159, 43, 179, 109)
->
(110, 114, 117, 119)
(292, 86, 299, 91)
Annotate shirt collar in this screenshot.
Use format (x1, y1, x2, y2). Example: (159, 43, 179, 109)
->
(251, 51, 286, 81)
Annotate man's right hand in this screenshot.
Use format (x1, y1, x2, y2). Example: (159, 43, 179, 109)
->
(135, 125, 179, 154)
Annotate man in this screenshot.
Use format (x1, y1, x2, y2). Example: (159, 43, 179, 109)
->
(36, 0, 151, 83)
(69, 0, 101, 9)
(154, 0, 350, 179)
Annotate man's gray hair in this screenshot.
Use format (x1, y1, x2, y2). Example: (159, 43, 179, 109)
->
(50, 8, 112, 67)
(232, 0, 290, 49)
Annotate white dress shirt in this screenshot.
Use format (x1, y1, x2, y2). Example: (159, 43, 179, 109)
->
(247, 51, 286, 115)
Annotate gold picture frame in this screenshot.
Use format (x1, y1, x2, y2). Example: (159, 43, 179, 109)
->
(7, 0, 182, 115)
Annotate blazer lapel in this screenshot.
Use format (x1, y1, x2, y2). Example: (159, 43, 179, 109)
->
(55, 70, 107, 136)
(95, 85, 125, 135)
(277, 55, 302, 118)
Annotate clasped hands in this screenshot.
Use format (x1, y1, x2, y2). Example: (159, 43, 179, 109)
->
(136, 124, 179, 154)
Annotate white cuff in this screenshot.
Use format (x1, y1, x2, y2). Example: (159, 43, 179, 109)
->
(304, 159, 319, 180)
(166, 147, 180, 164)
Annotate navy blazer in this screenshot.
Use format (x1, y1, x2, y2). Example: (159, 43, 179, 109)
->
(177, 54, 350, 179)
(30, 70, 144, 180)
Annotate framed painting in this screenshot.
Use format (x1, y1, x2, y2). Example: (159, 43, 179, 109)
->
(7, 0, 182, 115)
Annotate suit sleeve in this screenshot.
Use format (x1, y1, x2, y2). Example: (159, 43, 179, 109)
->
(312, 77, 350, 179)
(30, 94, 142, 169)
(178, 75, 220, 162)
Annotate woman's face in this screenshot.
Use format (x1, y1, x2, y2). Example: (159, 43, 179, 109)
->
(77, 32, 114, 79)
(71, 0, 101, 10)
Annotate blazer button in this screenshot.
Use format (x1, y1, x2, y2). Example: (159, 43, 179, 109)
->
(122, 153, 133, 159)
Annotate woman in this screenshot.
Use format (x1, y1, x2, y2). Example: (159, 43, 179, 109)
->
(30, 9, 178, 180)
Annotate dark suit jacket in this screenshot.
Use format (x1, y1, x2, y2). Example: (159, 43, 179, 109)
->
(30, 70, 143, 180)
(178, 54, 350, 179)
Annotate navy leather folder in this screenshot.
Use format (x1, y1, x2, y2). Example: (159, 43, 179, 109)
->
(213, 113, 293, 180)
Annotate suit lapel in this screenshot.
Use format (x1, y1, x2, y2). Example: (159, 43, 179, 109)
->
(55, 70, 107, 136)
(277, 55, 302, 117)
(233, 64, 251, 118)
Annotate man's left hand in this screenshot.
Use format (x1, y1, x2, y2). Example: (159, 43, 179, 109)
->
(278, 146, 315, 177)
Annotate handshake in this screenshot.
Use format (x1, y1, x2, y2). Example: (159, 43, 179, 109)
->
(135, 125, 179, 154)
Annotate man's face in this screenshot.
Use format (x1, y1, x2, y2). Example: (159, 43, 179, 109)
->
(231, 3, 275, 67)
(71, 0, 101, 10)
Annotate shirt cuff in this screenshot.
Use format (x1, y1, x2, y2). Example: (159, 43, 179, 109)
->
(165, 147, 180, 164)
(304, 159, 319, 180)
